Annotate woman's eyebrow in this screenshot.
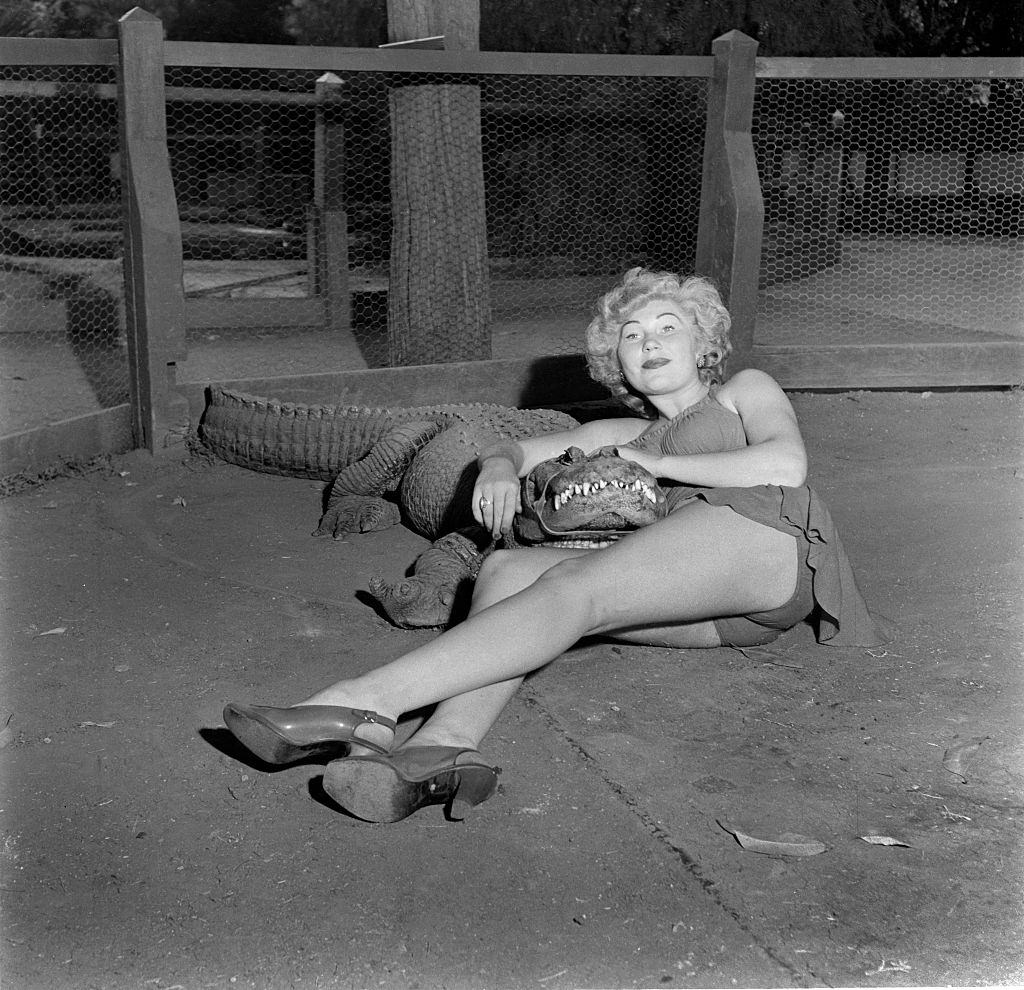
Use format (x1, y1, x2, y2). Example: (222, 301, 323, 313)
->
(622, 311, 679, 328)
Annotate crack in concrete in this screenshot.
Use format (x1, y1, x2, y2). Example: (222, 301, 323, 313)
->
(518, 686, 822, 988)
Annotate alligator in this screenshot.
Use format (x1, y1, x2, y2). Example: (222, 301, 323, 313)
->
(199, 387, 665, 629)
(198, 385, 576, 622)
(366, 446, 669, 627)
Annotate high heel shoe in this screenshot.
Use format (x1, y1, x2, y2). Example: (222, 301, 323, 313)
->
(322, 746, 500, 823)
(222, 703, 396, 765)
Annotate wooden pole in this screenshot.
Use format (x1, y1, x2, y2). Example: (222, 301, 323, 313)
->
(312, 72, 351, 333)
(695, 30, 763, 365)
(385, 0, 490, 366)
(117, 7, 188, 452)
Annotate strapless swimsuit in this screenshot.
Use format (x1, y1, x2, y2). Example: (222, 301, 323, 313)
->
(624, 389, 890, 648)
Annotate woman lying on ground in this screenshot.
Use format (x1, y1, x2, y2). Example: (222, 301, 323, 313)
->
(222, 267, 890, 823)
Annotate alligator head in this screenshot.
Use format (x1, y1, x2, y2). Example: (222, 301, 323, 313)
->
(513, 446, 667, 544)
(367, 574, 463, 629)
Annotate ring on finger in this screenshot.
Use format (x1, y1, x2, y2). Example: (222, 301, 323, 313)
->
(479, 496, 491, 508)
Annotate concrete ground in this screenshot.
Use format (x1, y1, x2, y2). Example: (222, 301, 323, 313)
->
(1, 389, 1022, 989)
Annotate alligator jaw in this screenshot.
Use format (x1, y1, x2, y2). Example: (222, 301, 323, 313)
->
(552, 478, 659, 511)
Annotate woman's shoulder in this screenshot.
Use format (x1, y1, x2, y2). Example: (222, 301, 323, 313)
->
(716, 369, 789, 412)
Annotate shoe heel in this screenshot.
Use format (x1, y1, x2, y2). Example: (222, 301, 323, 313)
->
(445, 766, 500, 821)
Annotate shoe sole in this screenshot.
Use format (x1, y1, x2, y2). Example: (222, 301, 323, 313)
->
(323, 755, 498, 823)
(223, 706, 349, 765)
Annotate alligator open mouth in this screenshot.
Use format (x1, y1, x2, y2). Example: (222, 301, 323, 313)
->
(550, 474, 660, 513)
(514, 446, 667, 544)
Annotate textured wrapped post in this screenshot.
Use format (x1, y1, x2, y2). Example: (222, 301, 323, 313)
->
(385, 0, 491, 367)
(312, 72, 352, 334)
(117, 7, 189, 451)
(695, 30, 763, 365)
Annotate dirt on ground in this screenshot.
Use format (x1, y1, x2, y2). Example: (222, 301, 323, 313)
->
(0, 390, 1022, 989)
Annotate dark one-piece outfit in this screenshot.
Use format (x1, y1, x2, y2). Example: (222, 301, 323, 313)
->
(623, 389, 892, 648)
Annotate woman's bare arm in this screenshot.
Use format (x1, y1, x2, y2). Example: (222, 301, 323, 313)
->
(618, 370, 808, 488)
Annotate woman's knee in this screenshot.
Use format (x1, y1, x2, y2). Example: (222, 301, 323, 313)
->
(529, 555, 610, 626)
(473, 549, 553, 606)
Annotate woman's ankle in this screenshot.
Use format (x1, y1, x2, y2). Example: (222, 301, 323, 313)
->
(400, 727, 482, 752)
(295, 686, 397, 753)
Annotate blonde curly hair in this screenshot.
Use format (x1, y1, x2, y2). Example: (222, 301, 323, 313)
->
(584, 268, 733, 416)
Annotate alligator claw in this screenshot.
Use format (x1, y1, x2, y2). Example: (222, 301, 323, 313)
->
(316, 496, 401, 537)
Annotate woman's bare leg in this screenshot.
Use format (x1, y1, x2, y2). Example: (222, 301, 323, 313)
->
(397, 547, 590, 750)
(402, 547, 724, 750)
(299, 502, 798, 745)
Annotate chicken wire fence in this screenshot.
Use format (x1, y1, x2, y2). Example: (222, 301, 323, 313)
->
(166, 66, 710, 379)
(753, 74, 1024, 348)
(2, 54, 1022, 452)
(0, 60, 130, 441)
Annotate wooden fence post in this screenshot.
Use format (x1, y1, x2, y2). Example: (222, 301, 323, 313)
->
(117, 7, 188, 452)
(385, 0, 490, 367)
(695, 30, 763, 365)
(312, 72, 351, 333)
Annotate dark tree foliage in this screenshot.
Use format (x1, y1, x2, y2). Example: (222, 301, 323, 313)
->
(166, 0, 292, 44)
(870, 0, 1023, 57)
(2, 0, 150, 37)
(284, 0, 387, 47)
(479, 0, 879, 55)
(6, 0, 1019, 54)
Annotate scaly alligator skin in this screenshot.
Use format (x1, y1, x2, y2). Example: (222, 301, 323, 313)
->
(373, 454, 668, 630)
(367, 528, 494, 629)
(199, 385, 578, 627)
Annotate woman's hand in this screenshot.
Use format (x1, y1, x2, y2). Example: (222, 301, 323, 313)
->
(600, 444, 664, 478)
(473, 457, 522, 539)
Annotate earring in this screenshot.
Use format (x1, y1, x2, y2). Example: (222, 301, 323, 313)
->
(697, 355, 708, 369)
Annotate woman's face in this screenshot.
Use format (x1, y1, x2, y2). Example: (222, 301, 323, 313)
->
(616, 298, 703, 396)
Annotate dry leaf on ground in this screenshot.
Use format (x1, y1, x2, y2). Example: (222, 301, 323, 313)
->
(718, 821, 826, 856)
(860, 834, 911, 847)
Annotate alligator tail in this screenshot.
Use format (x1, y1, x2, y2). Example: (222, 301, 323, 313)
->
(198, 386, 401, 481)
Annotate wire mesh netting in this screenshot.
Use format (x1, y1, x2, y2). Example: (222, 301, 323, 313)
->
(0, 61, 131, 441)
(3, 52, 1023, 461)
(164, 66, 709, 380)
(753, 75, 1024, 348)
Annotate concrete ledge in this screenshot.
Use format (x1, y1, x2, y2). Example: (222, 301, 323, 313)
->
(746, 339, 1024, 388)
(0, 405, 133, 478)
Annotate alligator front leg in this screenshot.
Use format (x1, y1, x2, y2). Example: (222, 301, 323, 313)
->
(367, 527, 494, 628)
(315, 421, 441, 538)
(316, 495, 401, 536)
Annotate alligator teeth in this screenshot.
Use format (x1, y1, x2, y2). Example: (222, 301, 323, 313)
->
(643, 486, 658, 504)
(582, 482, 592, 496)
